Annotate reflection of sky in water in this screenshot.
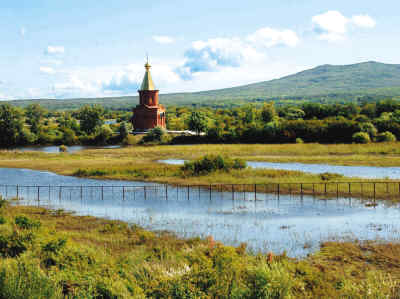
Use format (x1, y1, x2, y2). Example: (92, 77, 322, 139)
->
(159, 159, 400, 179)
(1, 168, 400, 257)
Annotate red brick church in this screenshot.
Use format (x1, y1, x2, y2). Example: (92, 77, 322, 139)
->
(132, 61, 166, 131)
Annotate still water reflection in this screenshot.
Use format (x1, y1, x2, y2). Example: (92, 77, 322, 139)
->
(1, 168, 399, 257)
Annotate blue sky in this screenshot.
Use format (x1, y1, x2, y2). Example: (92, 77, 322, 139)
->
(0, 0, 398, 100)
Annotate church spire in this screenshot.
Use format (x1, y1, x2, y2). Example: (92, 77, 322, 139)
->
(140, 57, 156, 91)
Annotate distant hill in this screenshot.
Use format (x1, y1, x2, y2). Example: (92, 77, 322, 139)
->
(4, 61, 400, 110)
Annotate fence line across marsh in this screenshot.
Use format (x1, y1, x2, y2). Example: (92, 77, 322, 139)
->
(0, 181, 400, 203)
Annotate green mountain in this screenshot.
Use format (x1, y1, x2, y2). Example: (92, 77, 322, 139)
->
(5, 61, 400, 110)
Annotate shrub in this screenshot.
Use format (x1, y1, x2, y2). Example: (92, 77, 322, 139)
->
(295, 138, 304, 144)
(376, 131, 397, 142)
(352, 132, 371, 144)
(42, 238, 67, 254)
(59, 145, 67, 152)
(122, 134, 137, 145)
(320, 172, 344, 181)
(15, 216, 41, 230)
(182, 155, 246, 176)
(73, 168, 108, 177)
(141, 127, 167, 143)
(0, 216, 5, 225)
(0, 231, 34, 257)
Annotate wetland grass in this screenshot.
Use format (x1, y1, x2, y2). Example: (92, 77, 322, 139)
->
(0, 201, 399, 298)
(1, 144, 400, 200)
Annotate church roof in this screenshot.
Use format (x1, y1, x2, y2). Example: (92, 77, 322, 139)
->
(140, 62, 156, 91)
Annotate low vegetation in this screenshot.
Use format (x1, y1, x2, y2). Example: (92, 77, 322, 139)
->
(182, 155, 246, 176)
(0, 201, 399, 298)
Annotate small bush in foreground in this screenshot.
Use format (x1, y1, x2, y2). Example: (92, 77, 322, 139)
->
(182, 155, 246, 176)
(15, 216, 41, 230)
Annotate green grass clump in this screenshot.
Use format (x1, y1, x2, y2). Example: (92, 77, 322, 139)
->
(15, 216, 41, 230)
(182, 154, 246, 176)
(73, 168, 109, 177)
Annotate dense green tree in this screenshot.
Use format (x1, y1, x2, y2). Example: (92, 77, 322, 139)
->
(78, 105, 104, 134)
(119, 122, 130, 140)
(0, 104, 24, 147)
(187, 111, 208, 135)
(260, 103, 276, 123)
(25, 104, 46, 134)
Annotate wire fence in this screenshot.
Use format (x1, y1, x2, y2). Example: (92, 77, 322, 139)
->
(0, 181, 399, 203)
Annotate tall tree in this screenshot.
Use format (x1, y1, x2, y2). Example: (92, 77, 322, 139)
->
(25, 104, 46, 134)
(0, 104, 24, 147)
(187, 111, 208, 135)
(78, 105, 104, 134)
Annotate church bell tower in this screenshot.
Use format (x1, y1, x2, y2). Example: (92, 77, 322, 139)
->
(132, 59, 166, 131)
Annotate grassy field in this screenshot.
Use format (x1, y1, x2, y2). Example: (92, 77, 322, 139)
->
(0, 201, 399, 298)
(0, 143, 400, 200)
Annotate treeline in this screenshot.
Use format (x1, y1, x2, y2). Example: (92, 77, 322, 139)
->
(0, 104, 132, 148)
(167, 100, 400, 144)
(1, 99, 400, 147)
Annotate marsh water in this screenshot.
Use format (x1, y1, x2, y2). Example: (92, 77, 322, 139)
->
(1, 167, 400, 257)
(159, 159, 400, 179)
(11, 145, 122, 154)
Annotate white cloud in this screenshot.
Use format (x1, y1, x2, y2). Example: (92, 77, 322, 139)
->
(45, 46, 65, 55)
(247, 27, 299, 48)
(152, 35, 175, 44)
(39, 66, 56, 74)
(351, 15, 376, 28)
(175, 26, 297, 80)
(312, 11, 376, 42)
(20, 27, 26, 37)
(312, 11, 349, 41)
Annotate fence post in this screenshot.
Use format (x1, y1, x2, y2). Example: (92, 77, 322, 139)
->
(209, 184, 212, 201)
(373, 183, 376, 201)
(254, 184, 257, 201)
(336, 183, 339, 198)
(187, 185, 190, 200)
(312, 184, 315, 195)
(5, 186, 7, 198)
(37, 186, 40, 203)
(59, 186, 62, 201)
(123, 186, 125, 201)
(232, 184, 234, 201)
(324, 183, 327, 195)
(80, 186, 83, 201)
(144, 186, 147, 200)
(101, 186, 104, 200)
(16, 185, 19, 199)
(348, 183, 351, 195)
(165, 185, 167, 200)
(361, 183, 363, 196)
(277, 184, 280, 199)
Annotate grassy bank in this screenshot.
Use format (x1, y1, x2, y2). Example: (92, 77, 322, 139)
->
(0, 143, 400, 200)
(0, 201, 399, 298)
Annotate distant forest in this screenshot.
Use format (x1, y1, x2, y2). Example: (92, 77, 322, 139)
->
(0, 98, 400, 147)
